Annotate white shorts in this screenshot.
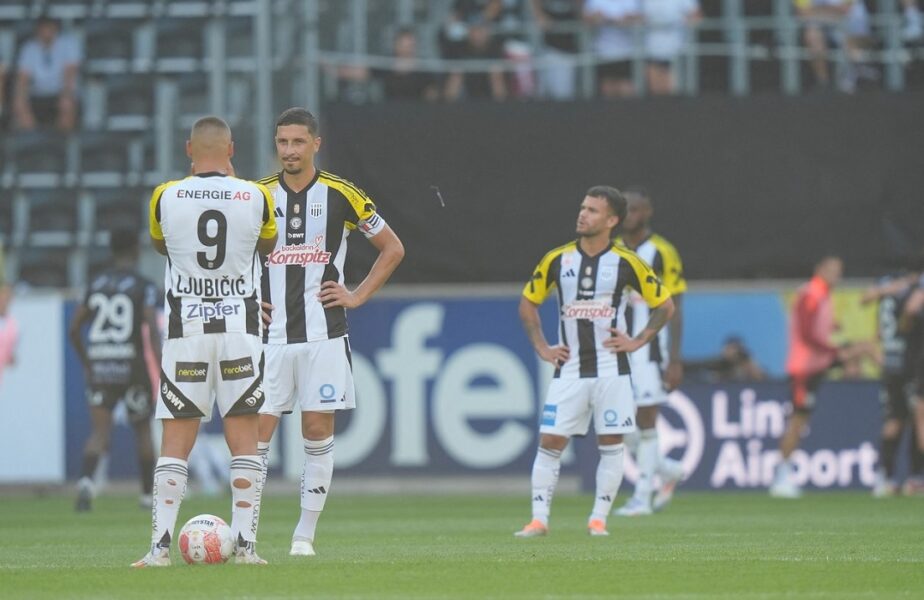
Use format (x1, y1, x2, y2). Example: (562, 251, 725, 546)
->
(540, 376, 636, 437)
(260, 336, 356, 416)
(629, 358, 668, 407)
(156, 332, 265, 421)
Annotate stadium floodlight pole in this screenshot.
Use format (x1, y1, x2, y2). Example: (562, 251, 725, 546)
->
(254, 0, 273, 177)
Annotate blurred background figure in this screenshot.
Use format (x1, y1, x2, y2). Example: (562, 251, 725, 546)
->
(861, 264, 924, 497)
(336, 27, 440, 102)
(444, 20, 509, 101)
(902, 0, 923, 41)
(12, 14, 81, 132)
(642, 0, 701, 95)
(584, 0, 642, 98)
(793, 0, 876, 93)
(685, 336, 766, 383)
(899, 269, 924, 494)
(0, 285, 19, 388)
(771, 256, 879, 499)
(530, 0, 582, 100)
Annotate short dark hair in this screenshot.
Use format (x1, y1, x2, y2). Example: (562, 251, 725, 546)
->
(623, 184, 652, 205)
(395, 26, 416, 39)
(36, 14, 59, 28)
(586, 185, 627, 223)
(275, 107, 319, 137)
(110, 228, 139, 255)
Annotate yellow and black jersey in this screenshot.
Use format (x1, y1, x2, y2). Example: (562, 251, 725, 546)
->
(258, 169, 386, 345)
(523, 241, 670, 379)
(615, 232, 686, 364)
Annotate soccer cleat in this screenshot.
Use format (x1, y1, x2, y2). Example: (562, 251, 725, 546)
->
(513, 519, 548, 538)
(290, 536, 316, 556)
(769, 480, 803, 499)
(75, 487, 92, 513)
(614, 496, 653, 517)
(872, 470, 897, 499)
(587, 519, 609, 537)
(130, 547, 171, 568)
(902, 476, 924, 496)
(653, 460, 684, 512)
(234, 539, 267, 565)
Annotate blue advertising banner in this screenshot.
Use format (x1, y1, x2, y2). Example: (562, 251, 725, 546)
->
(62, 295, 898, 491)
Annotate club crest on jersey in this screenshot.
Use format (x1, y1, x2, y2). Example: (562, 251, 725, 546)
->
(289, 216, 303, 230)
(309, 203, 323, 218)
(293, 203, 301, 215)
(265, 234, 331, 267)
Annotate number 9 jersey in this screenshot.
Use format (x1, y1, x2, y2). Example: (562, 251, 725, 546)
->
(149, 172, 278, 339)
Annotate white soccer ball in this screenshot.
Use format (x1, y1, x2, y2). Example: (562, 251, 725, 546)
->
(178, 514, 233, 565)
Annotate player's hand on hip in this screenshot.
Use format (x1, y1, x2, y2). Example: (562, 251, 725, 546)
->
(604, 329, 642, 354)
(318, 280, 361, 309)
(261, 301, 274, 326)
(539, 344, 570, 367)
(665, 361, 684, 391)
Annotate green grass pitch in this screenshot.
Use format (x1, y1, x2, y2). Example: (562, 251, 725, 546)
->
(1, 491, 921, 599)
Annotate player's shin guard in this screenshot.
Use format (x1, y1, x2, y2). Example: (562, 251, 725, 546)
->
(150, 457, 188, 549)
(591, 444, 625, 521)
(229, 455, 263, 545)
(530, 447, 562, 526)
(633, 428, 659, 503)
(294, 437, 334, 542)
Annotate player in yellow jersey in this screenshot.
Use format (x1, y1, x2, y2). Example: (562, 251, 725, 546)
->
(515, 186, 674, 537)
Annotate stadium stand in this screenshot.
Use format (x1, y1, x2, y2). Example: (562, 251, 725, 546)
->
(0, 0, 921, 287)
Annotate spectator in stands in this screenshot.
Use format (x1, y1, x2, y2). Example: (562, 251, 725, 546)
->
(642, 0, 701, 95)
(685, 337, 766, 383)
(903, 0, 923, 41)
(336, 28, 440, 102)
(530, 0, 582, 100)
(794, 0, 875, 93)
(13, 15, 81, 132)
(584, 0, 642, 98)
(444, 21, 509, 101)
(0, 284, 19, 388)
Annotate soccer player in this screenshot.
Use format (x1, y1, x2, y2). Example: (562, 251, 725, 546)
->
(900, 272, 924, 493)
(770, 256, 876, 498)
(255, 107, 405, 557)
(613, 186, 687, 516)
(862, 270, 922, 496)
(515, 186, 674, 537)
(132, 116, 278, 567)
(69, 228, 160, 512)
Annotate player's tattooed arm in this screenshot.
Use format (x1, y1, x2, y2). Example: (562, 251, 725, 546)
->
(519, 296, 570, 366)
(604, 298, 675, 354)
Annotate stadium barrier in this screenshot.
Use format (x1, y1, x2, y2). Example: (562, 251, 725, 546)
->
(0, 286, 903, 490)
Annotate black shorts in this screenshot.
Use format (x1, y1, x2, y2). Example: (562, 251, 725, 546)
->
(87, 384, 153, 424)
(30, 96, 59, 125)
(596, 60, 631, 81)
(789, 372, 826, 414)
(881, 372, 913, 422)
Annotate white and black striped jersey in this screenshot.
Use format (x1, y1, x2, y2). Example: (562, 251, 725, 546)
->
(149, 172, 278, 339)
(523, 241, 670, 379)
(81, 268, 157, 387)
(615, 233, 687, 365)
(256, 170, 386, 344)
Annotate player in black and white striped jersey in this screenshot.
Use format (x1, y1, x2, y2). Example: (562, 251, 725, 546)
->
(256, 108, 404, 557)
(132, 116, 278, 568)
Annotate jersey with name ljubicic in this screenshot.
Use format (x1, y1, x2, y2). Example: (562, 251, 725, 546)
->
(257, 170, 386, 344)
(523, 241, 670, 379)
(149, 172, 277, 339)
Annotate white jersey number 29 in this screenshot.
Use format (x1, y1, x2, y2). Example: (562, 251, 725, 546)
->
(87, 292, 134, 343)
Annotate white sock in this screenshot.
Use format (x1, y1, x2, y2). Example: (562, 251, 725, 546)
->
(257, 441, 270, 485)
(775, 459, 793, 484)
(530, 447, 562, 526)
(150, 457, 188, 549)
(229, 455, 263, 546)
(634, 428, 659, 504)
(623, 429, 640, 454)
(294, 437, 333, 541)
(591, 444, 625, 522)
